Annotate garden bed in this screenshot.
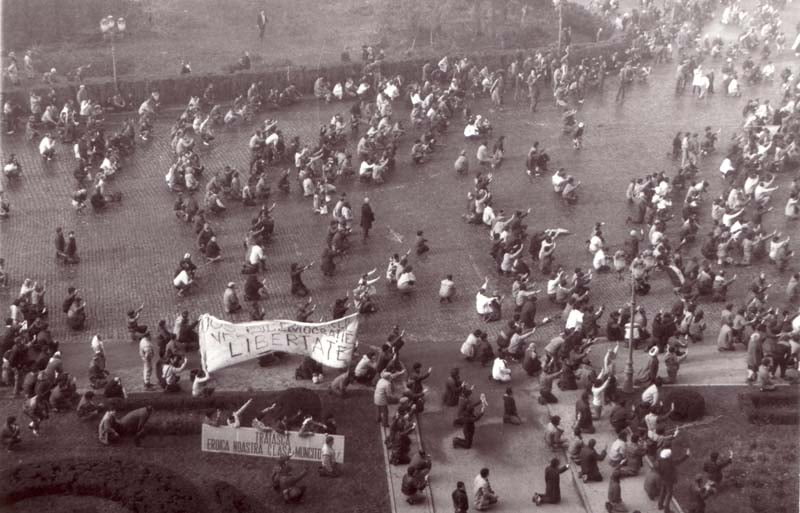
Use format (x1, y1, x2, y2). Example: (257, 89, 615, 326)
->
(0, 390, 389, 513)
(670, 386, 799, 513)
(738, 389, 800, 425)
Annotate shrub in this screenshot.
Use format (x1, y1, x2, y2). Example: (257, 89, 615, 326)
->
(666, 389, 705, 421)
(738, 390, 800, 425)
(211, 480, 272, 513)
(0, 458, 208, 513)
(561, 2, 614, 40)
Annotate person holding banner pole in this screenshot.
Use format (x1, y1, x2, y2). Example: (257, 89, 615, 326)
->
(318, 435, 341, 477)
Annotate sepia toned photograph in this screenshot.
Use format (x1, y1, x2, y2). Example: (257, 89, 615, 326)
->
(0, 0, 799, 512)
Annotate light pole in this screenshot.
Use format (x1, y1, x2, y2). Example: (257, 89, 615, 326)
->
(623, 272, 637, 394)
(100, 15, 126, 91)
(554, 0, 563, 51)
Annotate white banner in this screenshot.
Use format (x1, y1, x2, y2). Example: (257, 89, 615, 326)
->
(198, 313, 359, 372)
(201, 424, 345, 462)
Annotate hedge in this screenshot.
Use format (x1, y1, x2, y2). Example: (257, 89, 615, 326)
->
(1, 39, 629, 109)
(211, 480, 273, 513)
(666, 389, 706, 422)
(0, 458, 209, 513)
(738, 390, 800, 425)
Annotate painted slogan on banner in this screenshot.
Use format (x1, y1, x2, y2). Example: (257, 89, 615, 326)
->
(198, 313, 359, 372)
(201, 424, 345, 462)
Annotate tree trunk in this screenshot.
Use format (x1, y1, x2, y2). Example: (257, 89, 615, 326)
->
(471, 0, 483, 36)
(488, 0, 495, 38)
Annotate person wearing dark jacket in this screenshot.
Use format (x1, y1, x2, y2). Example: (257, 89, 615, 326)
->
(452, 402, 485, 449)
(117, 406, 153, 446)
(401, 466, 428, 505)
(656, 448, 691, 513)
(360, 197, 375, 241)
(686, 473, 712, 513)
(702, 450, 732, 491)
(533, 457, 569, 505)
(442, 367, 463, 407)
(452, 481, 469, 512)
(579, 438, 607, 482)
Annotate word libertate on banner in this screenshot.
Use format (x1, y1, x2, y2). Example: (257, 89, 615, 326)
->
(202, 424, 345, 463)
(198, 313, 359, 372)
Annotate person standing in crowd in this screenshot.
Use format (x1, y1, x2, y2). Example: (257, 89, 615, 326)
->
(656, 448, 691, 513)
(360, 197, 375, 241)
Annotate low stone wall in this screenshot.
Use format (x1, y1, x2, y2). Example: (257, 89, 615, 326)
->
(1, 39, 628, 110)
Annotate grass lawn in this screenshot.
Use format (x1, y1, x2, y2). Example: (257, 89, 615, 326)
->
(0, 389, 389, 513)
(2, 0, 594, 82)
(667, 386, 799, 513)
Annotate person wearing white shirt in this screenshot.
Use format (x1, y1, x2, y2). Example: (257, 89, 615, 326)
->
(358, 159, 373, 179)
(482, 204, 496, 227)
(641, 379, 662, 407)
(754, 179, 778, 206)
(608, 432, 627, 467)
(397, 267, 417, 293)
(722, 208, 745, 227)
(491, 354, 512, 382)
(785, 193, 799, 219)
(354, 353, 376, 383)
(91, 335, 105, 355)
(593, 248, 610, 272)
(173, 269, 193, 296)
(719, 156, 735, 177)
(588, 234, 603, 254)
(726, 76, 740, 96)
(565, 308, 584, 332)
(551, 169, 567, 193)
(475, 277, 501, 321)
(507, 328, 536, 359)
(39, 134, 56, 160)
(461, 330, 482, 360)
(649, 225, 664, 246)
(248, 244, 266, 269)
(743, 173, 759, 196)
(464, 121, 480, 139)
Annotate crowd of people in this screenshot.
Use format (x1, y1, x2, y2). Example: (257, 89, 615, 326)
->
(2, 0, 800, 511)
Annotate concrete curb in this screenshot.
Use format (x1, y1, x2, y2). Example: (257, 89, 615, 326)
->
(380, 404, 435, 513)
(543, 399, 689, 513)
(544, 402, 596, 513)
(380, 423, 401, 513)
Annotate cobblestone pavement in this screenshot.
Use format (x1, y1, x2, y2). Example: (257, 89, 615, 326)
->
(1, 12, 799, 512)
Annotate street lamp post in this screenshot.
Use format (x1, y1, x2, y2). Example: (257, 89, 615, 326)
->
(623, 273, 637, 394)
(100, 15, 126, 91)
(554, 0, 563, 51)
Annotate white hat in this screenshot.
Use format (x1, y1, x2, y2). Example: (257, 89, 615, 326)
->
(648, 346, 659, 357)
(660, 449, 672, 459)
(227, 282, 236, 288)
(184, 253, 191, 259)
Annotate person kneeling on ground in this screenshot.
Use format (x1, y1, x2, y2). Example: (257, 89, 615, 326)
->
(401, 466, 429, 505)
(162, 355, 188, 393)
(533, 457, 569, 505)
(76, 391, 102, 420)
(273, 455, 309, 504)
(1, 416, 22, 451)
